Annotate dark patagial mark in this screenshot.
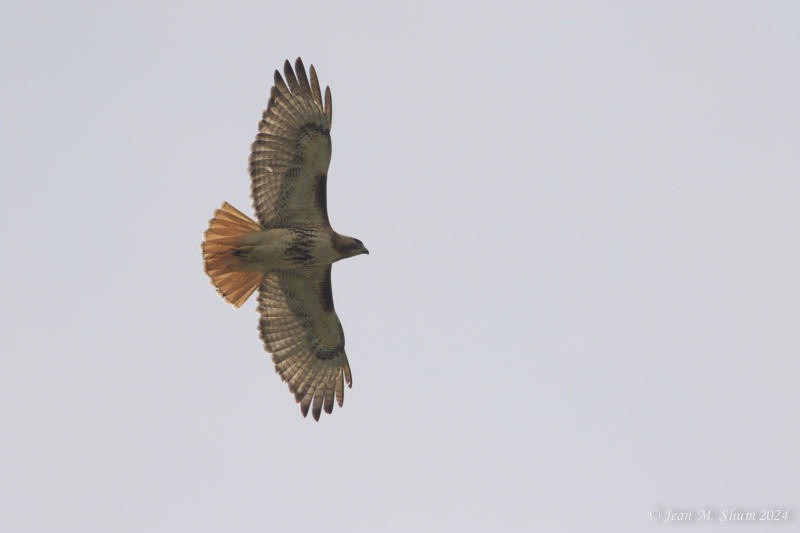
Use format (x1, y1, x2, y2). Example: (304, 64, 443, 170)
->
(314, 173, 328, 221)
(319, 266, 334, 312)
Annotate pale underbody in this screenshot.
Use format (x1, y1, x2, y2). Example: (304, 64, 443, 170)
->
(234, 226, 347, 271)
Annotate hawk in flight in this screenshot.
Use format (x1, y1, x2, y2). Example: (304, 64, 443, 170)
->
(202, 58, 368, 420)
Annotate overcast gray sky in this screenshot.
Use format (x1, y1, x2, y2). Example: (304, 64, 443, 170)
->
(2, 1, 798, 532)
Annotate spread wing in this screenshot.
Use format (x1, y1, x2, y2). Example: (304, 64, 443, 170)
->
(257, 266, 352, 420)
(249, 58, 333, 227)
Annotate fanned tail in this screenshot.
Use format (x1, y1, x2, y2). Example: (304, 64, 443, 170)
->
(202, 202, 263, 307)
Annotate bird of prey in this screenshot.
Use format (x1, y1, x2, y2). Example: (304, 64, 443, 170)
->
(202, 58, 368, 420)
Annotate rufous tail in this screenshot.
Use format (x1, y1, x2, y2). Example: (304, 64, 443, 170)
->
(202, 202, 263, 307)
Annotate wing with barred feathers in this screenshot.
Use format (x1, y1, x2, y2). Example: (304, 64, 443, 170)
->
(249, 58, 333, 227)
(257, 266, 352, 420)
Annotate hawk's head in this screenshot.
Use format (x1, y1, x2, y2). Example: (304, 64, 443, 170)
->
(334, 234, 369, 259)
(346, 237, 369, 257)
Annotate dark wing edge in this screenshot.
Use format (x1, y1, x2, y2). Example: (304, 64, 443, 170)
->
(257, 266, 352, 420)
(249, 58, 333, 227)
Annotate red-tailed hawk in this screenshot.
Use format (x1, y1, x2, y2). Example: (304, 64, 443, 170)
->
(202, 58, 368, 420)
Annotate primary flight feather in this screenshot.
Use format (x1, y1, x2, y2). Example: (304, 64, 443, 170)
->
(202, 58, 368, 421)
